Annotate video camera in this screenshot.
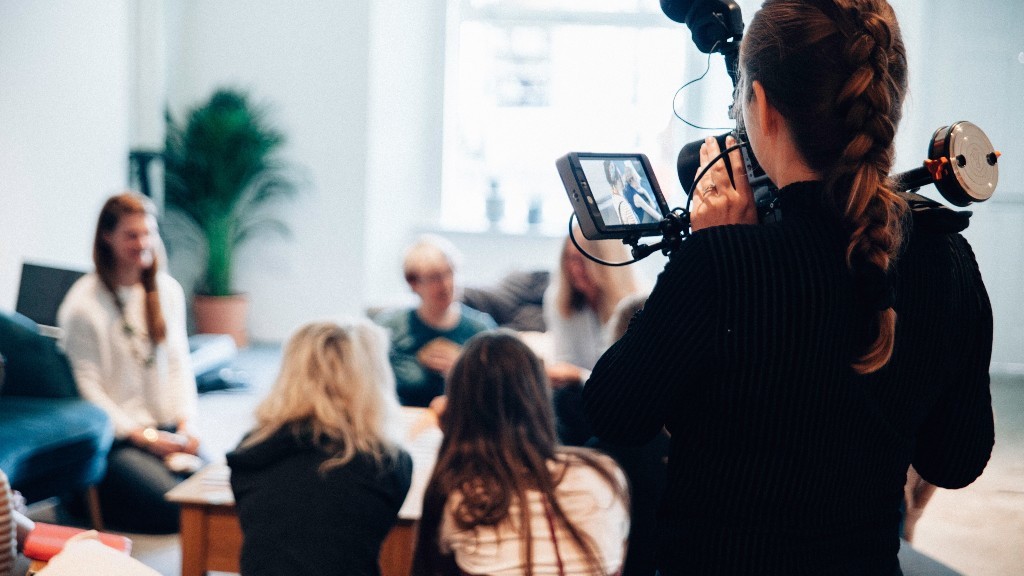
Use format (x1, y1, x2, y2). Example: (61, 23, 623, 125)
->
(558, 0, 1000, 263)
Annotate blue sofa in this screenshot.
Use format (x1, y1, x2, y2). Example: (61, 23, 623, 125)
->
(0, 310, 113, 505)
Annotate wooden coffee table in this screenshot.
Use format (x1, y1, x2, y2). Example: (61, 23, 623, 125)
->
(165, 408, 441, 576)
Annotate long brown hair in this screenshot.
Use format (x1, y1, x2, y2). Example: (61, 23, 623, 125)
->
(554, 231, 639, 325)
(739, 0, 908, 373)
(93, 192, 166, 344)
(412, 330, 627, 576)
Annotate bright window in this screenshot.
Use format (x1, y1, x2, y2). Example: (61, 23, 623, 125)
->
(440, 0, 740, 234)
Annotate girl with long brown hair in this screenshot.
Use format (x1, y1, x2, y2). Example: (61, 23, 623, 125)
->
(58, 192, 200, 533)
(584, 0, 993, 573)
(413, 330, 629, 576)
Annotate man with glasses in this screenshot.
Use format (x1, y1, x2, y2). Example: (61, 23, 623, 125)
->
(376, 235, 496, 407)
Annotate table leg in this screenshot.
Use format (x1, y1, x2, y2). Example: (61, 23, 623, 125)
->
(179, 506, 209, 576)
(380, 521, 417, 576)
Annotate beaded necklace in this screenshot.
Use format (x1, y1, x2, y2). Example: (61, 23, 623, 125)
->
(113, 288, 156, 369)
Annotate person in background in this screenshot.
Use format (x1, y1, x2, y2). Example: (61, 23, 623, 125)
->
(605, 160, 640, 226)
(376, 234, 496, 407)
(584, 0, 994, 573)
(228, 320, 412, 576)
(543, 231, 640, 445)
(622, 162, 661, 224)
(412, 330, 629, 576)
(58, 192, 199, 533)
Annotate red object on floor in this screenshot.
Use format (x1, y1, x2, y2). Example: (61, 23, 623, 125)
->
(22, 522, 132, 561)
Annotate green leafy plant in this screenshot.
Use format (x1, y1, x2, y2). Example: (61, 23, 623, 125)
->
(163, 89, 297, 296)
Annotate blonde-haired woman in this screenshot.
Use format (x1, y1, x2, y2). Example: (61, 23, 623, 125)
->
(542, 231, 640, 445)
(227, 320, 412, 576)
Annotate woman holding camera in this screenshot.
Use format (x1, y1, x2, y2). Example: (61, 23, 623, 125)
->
(583, 1, 994, 574)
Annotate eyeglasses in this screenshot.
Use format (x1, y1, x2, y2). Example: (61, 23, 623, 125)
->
(406, 269, 453, 285)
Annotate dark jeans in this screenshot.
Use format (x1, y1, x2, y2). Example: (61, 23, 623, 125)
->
(96, 441, 190, 534)
(590, 432, 670, 576)
(553, 383, 592, 447)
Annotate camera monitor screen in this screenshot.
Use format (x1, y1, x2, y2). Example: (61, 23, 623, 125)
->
(556, 152, 670, 240)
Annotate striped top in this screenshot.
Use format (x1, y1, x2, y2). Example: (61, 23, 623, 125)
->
(1, 469, 15, 576)
(583, 180, 994, 575)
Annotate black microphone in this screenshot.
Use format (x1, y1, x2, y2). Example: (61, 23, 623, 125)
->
(660, 0, 694, 24)
(677, 133, 734, 193)
(661, 0, 745, 54)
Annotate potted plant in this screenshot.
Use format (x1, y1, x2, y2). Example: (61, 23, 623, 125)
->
(163, 89, 297, 346)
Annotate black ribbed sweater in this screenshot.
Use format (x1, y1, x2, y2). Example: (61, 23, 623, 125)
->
(583, 181, 994, 575)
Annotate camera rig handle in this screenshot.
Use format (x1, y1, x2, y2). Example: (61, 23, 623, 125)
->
(624, 209, 691, 260)
(892, 121, 999, 206)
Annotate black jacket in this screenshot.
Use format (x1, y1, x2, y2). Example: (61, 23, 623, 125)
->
(584, 181, 994, 575)
(228, 429, 413, 576)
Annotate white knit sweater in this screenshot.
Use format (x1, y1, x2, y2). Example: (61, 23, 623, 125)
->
(57, 272, 197, 438)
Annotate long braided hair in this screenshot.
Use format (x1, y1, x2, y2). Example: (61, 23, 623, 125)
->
(740, 0, 909, 373)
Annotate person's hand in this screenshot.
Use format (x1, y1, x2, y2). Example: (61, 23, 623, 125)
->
(164, 452, 204, 474)
(67, 529, 101, 544)
(691, 135, 756, 231)
(175, 424, 202, 456)
(902, 465, 937, 542)
(11, 489, 28, 515)
(417, 338, 462, 374)
(129, 427, 189, 458)
(424, 394, 450, 435)
(546, 361, 585, 388)
(428, 394, 448, 419)
(175, 420, 203, 456)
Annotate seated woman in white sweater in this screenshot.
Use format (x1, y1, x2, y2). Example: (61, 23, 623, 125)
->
(412, 330, 629, 576)
(58, 192, 199, 533)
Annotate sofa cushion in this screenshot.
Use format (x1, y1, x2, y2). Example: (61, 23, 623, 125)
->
(0, 310, 78, 399)
(0, 397, 113, 502)
(461, 270, 550, 332)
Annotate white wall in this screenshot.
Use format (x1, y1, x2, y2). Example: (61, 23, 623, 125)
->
(364, 0, 449, 304)
(892, 0, 1024, 367)
(0, 0, 131, 306)
(161, 0, 374, 340)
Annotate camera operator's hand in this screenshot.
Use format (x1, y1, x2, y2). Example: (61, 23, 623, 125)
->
(692, 135, 756, 231)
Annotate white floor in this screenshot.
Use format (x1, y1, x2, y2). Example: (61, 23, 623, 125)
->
(909, 373, 1024, 575)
